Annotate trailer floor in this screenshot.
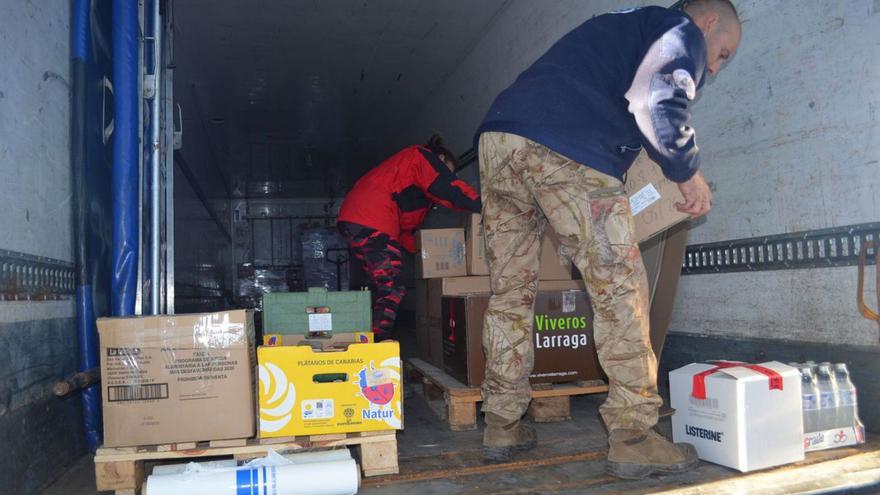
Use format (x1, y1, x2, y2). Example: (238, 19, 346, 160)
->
(41, 390, 880, 495)
(40, 314, 880, 494)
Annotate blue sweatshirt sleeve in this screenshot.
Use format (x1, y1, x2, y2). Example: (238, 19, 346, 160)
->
(625, 19, 707, 182)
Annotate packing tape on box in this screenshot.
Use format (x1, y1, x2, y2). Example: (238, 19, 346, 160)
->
(691, 360, 783, 400)
(145, 454, 358, 495)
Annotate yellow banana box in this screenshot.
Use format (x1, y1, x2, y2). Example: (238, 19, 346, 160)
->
(257, 341, 402, 437)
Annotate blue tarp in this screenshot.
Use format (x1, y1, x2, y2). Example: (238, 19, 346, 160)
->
(72, 0, 114, 451)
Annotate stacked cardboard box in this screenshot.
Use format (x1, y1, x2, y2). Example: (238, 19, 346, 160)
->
(262, 287, 372, 337)
(415, 217, 578, 368)
(463, 214, 574, 281)
(98, 310, 257, 447)
(414, 155, 692, 384)
(443, 289, 603, 385)
(257, 289, 403, 438)
(258, 336, 402, 438)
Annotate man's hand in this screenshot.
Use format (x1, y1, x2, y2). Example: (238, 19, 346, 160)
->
(675, 171, 712, 217)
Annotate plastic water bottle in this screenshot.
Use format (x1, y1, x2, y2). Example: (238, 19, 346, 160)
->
(833, 363, 858, 429)
(798, 365, 819, 433)
(815, 363, 839, 431)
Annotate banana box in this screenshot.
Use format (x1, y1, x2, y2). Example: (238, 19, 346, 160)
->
(258, 341, 402, 437)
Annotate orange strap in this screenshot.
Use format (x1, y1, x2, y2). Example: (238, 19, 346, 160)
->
(857, 241, 880, 341)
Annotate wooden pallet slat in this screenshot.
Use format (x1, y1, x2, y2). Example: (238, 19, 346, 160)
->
(94, 459, 143, 492)
(208, 438, 249, 448)
(407, 358, 608, 430)
(95, 431, 398, 494)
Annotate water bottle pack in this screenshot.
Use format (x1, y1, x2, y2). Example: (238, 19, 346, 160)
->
(789, 361, 866, 451)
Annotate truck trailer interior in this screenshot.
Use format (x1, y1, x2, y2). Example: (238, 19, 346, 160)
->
(2, 1, 879, 494)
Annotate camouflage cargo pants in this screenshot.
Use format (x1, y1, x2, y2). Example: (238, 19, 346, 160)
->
(478, 132, 661, 432)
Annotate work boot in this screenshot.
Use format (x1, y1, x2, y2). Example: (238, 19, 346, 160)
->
(482, 412, 537, 463)
(606, 429, 699, 479)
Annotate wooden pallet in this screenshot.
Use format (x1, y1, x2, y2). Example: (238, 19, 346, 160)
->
(94, 431, 398, 494)
(406, 358, 609, 431)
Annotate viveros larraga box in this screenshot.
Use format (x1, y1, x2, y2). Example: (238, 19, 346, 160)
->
(258, 341, 402, 438)
(670, 361, 804, 472)
(442, 290, 603, 386)
(98, 310, 256, 447)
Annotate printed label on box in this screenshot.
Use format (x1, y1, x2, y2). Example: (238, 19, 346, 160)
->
(453, 241, 465, 264)
(308, 313, 332, 332)
(302, 399, 334, 420)
(630, 184, 661, 216)
(562, 291, 577, 313)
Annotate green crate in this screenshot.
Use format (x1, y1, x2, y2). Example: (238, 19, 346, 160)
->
(262, 288, 372, 335)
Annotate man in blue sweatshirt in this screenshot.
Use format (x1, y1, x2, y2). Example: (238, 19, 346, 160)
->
(476, 0, 741, 478)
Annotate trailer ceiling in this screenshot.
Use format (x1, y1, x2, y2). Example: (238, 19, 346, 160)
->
(175, 0, 509, 195)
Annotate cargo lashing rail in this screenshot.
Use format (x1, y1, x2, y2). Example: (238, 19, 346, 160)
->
(0, 248, 75, 300)
(682, 222, 879, 275)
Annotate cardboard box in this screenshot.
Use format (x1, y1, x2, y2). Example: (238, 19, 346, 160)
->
(465, 214, 491, 276)
(442, 290, 603, 386)
(415, 278, 588, 367)
(670, 361, 804, 472)
(262, 288, 371, 336)
(415, 279, 444, 366)
(98, 310, 256, 447)
(415, 221, 687, 371)
(258, 342, 402, 437)
(639, 221, 689, 360)
(625, 150, 691, 243)
(263, 332, 374, 347)
(416, 228, 467, 278)
(466, 214, 573, 280)
(440, 277, 585, 296)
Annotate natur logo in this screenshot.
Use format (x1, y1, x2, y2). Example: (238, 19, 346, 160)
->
(258, 363, 296, 433)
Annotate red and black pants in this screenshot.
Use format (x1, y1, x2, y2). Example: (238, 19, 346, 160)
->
(338, 222, 405, 341)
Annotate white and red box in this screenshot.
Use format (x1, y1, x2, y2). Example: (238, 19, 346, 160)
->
(669, 361, 804, 472)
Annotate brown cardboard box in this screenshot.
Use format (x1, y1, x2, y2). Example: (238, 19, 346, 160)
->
(416, 228, 467, 278)
(625, 151, 691, 243)
(415, 279, 444, 366)
(415, 277, 589, 366)
(442, 290, 603, 386)
(422, 220, 689, 381)
(440, 276, 585, 296)
(639, 220, 690, 360)
(98, 310, 256, 447)
(466, 214, 573, 280)
(466, 214, 490, 276)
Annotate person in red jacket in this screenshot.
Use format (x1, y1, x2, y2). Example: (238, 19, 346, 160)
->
(338, 135, 481, 340)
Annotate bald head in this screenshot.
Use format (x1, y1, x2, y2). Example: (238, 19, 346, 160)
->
(684, 0, 739, 23)
(684, 0, 742, 75)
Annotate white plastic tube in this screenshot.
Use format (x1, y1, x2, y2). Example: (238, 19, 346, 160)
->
(283, 449, 352, 464)
(144, 459, 359, 495)
(151, 459, 238, 476)
(150, 449, 351, 477)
